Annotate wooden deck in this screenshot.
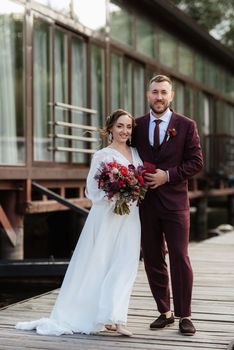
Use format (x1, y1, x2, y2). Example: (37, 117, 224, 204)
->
(0, 232, 234, 350)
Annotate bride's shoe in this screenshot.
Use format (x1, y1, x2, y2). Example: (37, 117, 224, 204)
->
(105, 324, 117, 331)
(116, 324, 133, 337)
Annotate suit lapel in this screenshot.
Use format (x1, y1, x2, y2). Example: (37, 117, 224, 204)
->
(158, 112, 179, 155)
(141, 114, 151, 148)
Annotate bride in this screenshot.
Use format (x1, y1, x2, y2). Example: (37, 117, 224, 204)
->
(16, 109, 144, 337)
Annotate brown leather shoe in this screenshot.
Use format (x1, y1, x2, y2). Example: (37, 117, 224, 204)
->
(150, 314, 175, 329)
(179, 319, 196, 336)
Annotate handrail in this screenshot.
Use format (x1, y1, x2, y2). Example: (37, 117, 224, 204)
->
(49, 120, 98, 131)
(48, 146, 96, 154)
(48, 102, 99, 155)
(32, 182, 89, 216)
(49, 102, 97, 115)
(49, 133, 98, 143)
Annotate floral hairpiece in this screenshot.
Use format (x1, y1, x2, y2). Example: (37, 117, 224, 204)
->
(166, 128, 177, 142)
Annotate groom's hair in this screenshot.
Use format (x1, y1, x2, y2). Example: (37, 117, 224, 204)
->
(149, 75, 172, 86)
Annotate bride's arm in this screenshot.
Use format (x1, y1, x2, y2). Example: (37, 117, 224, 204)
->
(85, 150, 109, 204)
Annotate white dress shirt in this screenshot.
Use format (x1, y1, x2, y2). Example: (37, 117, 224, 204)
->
(149, 108, 172, 146)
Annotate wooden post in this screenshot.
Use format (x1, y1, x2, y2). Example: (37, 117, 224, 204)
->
(194, 197, 208, 241)
(228, 195, 234, 226)
(0, 191, 24, 259)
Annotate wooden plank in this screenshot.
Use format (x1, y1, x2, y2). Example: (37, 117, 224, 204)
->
(26, 198, 91, 214)
(0, 232, 233, 349)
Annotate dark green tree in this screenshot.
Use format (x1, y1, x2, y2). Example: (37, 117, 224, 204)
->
(170, 0, 234, 51)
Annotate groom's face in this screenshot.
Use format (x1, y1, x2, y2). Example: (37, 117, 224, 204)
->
(147, 80, 174, 117)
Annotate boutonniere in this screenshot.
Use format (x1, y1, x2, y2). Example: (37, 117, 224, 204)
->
(166, 128, 177, 142)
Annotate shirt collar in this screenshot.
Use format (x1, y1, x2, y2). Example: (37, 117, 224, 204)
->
(150, 108, 172, 124)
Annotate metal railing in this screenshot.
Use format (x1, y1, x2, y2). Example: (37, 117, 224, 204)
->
(48, 102, 100, 154)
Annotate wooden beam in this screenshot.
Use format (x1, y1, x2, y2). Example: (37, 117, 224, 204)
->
(208, 188, 234, 196)
(188, 190, 204, 199)
(0, 206, 16, 246)
(25, 198, 91, 214)
(0, 181, 18, 190)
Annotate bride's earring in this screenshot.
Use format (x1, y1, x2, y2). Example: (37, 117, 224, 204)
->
(128, 136, 132, 145)
(108, 132, 113, 143)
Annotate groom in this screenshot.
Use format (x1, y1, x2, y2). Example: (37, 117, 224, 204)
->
(133, 75, 203, 335)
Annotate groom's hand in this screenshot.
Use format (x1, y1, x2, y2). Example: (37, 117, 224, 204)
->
(144, 169, 168, 189)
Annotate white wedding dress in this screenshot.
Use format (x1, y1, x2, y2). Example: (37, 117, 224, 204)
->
(16, 147, 142, 335)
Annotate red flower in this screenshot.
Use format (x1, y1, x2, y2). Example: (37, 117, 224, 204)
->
(94, 160, 148, 215)
(166, 128, 177, 141)
(120, 166, 128, 176)
(136, 175, 145, 186)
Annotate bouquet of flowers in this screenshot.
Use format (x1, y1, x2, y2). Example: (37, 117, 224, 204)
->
(94, 160, 148, 215)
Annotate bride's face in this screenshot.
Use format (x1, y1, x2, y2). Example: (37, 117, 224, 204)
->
(110, 114, 132, 144)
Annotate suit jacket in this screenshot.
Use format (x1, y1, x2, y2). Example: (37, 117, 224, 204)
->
(133, 111, 203, 211)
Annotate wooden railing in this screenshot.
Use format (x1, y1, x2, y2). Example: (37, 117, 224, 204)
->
(32, 182, 89, 216)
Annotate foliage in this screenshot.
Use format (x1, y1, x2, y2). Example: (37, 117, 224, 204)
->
(170, 0, 234, 51)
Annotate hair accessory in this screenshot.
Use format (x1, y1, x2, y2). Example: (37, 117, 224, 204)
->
(108, 132, 113, 142)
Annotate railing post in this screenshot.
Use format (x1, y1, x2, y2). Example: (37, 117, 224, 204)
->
(194, 197, 208, 241)
(228, 195, 234, 226)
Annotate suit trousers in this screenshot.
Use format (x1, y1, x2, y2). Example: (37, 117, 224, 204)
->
(140, 192, 193, 318)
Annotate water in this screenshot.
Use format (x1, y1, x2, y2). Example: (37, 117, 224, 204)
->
(0, 277, 63, 309)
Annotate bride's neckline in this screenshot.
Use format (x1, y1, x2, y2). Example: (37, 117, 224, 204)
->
(107, 146, 133, 164)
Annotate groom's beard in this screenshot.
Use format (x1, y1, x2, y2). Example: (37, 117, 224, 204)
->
(150, 101, 170, 116)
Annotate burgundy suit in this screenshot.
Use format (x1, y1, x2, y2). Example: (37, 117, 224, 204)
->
(133, 111, 203, 317)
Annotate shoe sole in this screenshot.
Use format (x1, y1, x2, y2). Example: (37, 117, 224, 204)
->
(150, 322, 175, 330)
(179, 331, 196, 336)
(117, 331, 133, 337)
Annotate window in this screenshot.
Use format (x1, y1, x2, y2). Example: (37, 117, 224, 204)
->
(54, 29, 69, 162)
(91, 45, 105, 150)
(204, 59, 216, 89)
(173, 81, 184, 115)
(184, 86, 194, 117)
(196, 92, 206, 140)
(178, 44, 194, 77)
(71, 36, 87, 163)
(110, 54, 145, 116)
(195, 54, 205, 83)
(111, 53, 121, 111)
(158, 30, 177, 69)
(33, 19, 52, 161)
(133, 63, 144, 116)
(216, 101, 230, 134)
(123, 59, 132, 112)
(226, 74, 234, 99)
(110, 2, 133, 47)
(0, 1, 25, 165)
(136, 16, 155, 58)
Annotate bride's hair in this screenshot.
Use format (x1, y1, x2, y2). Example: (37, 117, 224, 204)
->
(100, 109, 135, 139)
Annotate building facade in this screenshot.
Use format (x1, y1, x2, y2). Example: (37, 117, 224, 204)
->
(0, 0, 234, 259)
